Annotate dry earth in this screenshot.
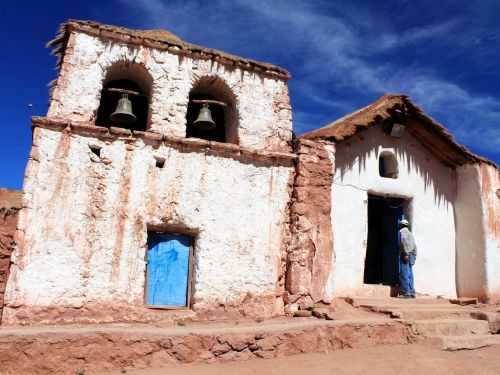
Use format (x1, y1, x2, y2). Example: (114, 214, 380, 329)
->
(103, 343, 500, 375)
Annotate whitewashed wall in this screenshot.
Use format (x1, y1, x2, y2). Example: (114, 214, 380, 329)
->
(48, 32, 292, 152)
(479, 163, 500, 302)
(455, 164, 488, 299)
(326, 124, 457, 299)
(4, 127, 293, 318)
(455, 163, 500, 302)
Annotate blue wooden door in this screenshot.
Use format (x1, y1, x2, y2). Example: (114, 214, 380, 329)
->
(147, 234, 191, 307)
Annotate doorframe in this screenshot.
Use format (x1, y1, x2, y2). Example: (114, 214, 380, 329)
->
(144, 231, 196, 310)
(363, 193, 413, 286)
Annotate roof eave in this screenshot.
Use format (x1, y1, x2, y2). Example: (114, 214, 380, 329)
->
(300, 94, 498, 169)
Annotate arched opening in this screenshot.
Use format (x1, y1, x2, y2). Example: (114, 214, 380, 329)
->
(96, 61, 152, 131)
(379, 151, 398, 179)
(186, 76, 238, 144)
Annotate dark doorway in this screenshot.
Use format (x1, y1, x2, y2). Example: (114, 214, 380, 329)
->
(364, 195, 406, 285)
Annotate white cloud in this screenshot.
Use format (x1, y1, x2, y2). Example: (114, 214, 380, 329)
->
(116, 0, 500, 157)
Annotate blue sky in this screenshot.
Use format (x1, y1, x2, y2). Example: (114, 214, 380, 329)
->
(1, 0, 499, 189)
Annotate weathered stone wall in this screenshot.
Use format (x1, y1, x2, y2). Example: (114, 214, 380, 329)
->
(0, 189, 22, 319)
(327, 124, 457, 298)
(48, 31, 292, 152)
(3, 125, 294, 325)
(286, 139, 335, 307)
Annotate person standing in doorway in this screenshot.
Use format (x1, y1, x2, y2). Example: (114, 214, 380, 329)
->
(398, 219, 417, 298)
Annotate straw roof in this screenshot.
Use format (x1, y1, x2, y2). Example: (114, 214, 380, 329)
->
(47, 20, 290, 80)
(301, 94, 497, 168)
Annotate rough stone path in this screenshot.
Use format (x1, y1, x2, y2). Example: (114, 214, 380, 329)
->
(102, 343, 500, 375)
(348, 297, 500, 350)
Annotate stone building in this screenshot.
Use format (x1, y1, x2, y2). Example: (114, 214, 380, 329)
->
(2, 21, 499, 326)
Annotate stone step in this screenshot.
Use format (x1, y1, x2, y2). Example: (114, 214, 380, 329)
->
(365, 304, 471, 311)
(389, 308, 474, 320)
(347, 297, 453, 308)
(437, 334, 500, 351)
(412, 319, 490, 337)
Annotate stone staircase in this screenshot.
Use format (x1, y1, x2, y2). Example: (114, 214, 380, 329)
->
(347, 297, 500, 350)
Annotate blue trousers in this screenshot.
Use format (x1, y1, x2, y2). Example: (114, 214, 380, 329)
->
(399, 255, 415, 296)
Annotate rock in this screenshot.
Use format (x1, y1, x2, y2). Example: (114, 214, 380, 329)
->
(256, 336, 281, 351)
(211, 342, 232, 356)
(219, 349, 253, 362)
(450, 298, 478, 306)
(218, 334, 254, 351)
(254, 350, 275, 359)
(294, 310, 312, 318)
(312, 307, 334, 320)
(471, 311, 500, 333)
(297, 295, 315, 311)
(284, 303, 299, 315)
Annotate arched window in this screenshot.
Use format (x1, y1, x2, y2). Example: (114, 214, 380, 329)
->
(186, 76, 238, 144)
(379, 151, 398, 179)
(96, 62, 152, 131)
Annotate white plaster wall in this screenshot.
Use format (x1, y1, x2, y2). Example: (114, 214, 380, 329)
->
(479, 163, 500, 301)
(326, 125, 457, 298)
(48, 32, 292, 152)
(5, 127, 293, 309)
(455, 164, 488, 298)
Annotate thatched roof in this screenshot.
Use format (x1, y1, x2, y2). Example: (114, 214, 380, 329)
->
(301, 94, 497, 168)
(47, 20, 290, 80)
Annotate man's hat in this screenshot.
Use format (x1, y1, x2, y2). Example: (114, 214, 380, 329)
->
(399, 219, 409, 227)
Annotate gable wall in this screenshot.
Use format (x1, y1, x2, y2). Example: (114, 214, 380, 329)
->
(326, 124, 457, 299)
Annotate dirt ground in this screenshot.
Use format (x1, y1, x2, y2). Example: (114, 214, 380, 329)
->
(104, 343, 500, 375)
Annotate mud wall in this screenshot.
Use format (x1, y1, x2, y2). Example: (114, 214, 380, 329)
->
(3, 125, 294, 325)
(286, 139, 335, 306)
(0, 190, 21, 318)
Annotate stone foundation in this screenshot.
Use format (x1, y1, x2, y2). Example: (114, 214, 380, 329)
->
(2, 294, 282, 326)
(0, 319, 411, 375)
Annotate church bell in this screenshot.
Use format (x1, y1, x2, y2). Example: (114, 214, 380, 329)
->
(110, 94, 137, 125)
(193, 104, 216, 130)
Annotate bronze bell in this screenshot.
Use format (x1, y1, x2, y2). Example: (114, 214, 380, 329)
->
(110, 94, 136, 125)
(193, 104, 216, 130)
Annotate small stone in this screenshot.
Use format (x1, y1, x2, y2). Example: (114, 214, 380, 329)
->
(257, 336, 280, 351)
(284, 303, 299, 315)
(211, 342, 231, 356)
(254, 350, 275, 359)
(312, 307, 327, 319)
(450, 298, 478, 306)
(293, 310, 312, 317)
